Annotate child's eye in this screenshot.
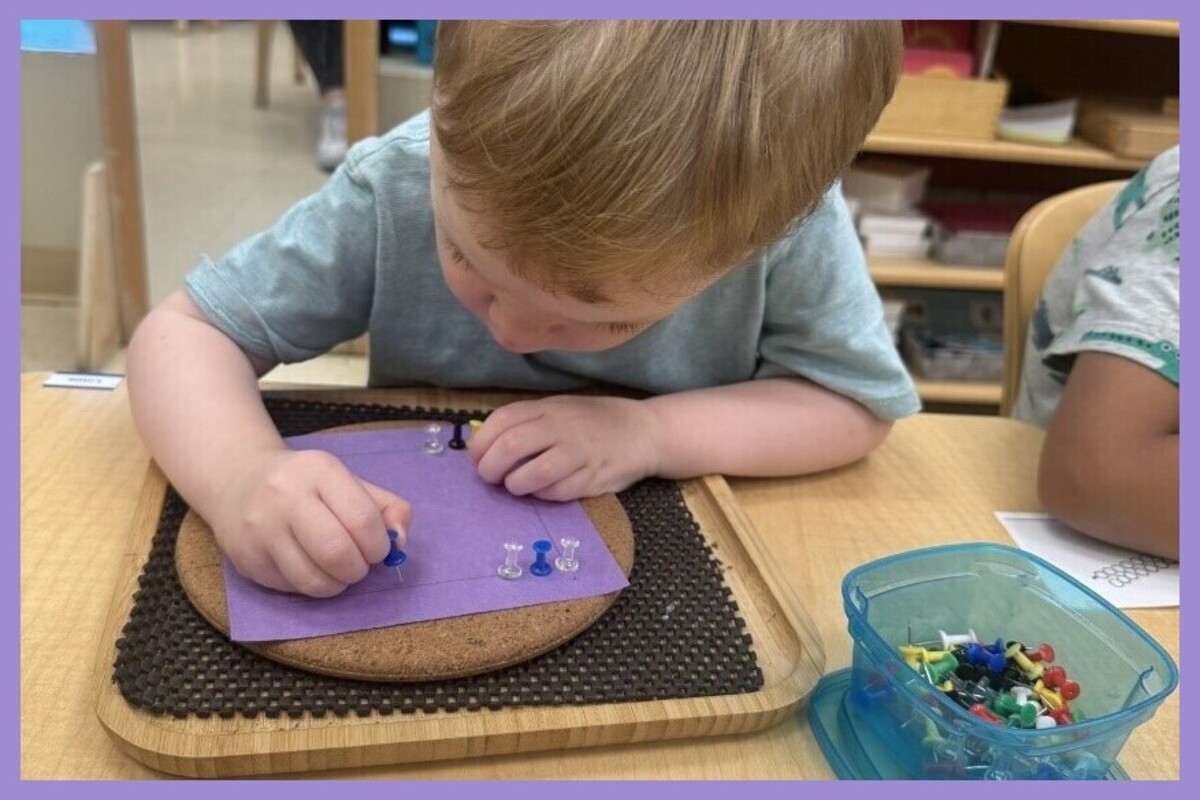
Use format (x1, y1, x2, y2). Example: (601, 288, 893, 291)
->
(601, 321, 647, 335)
(443, 238, 471, 269)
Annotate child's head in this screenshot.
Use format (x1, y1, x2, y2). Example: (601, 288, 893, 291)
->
(429, 20, 901, 352)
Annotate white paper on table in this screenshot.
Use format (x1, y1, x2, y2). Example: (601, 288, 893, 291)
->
(994, 512, 1178, 609)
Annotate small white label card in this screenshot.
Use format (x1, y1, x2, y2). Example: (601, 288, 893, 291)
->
(42, 372, 124, 390)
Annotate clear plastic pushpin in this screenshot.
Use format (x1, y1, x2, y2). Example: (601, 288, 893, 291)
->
(497, 541, 523, 580)
(424, 422, 444, 454)
(555, 537, 580, 572)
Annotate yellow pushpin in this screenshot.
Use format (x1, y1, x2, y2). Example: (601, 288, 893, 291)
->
(900, 645, 925, 669)
(468, 419, 484, 435)
(1007, 643, 1044, 680)
(1033, 679, 1064, 710)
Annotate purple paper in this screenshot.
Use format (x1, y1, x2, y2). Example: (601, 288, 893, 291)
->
(223, 427, 630, 642)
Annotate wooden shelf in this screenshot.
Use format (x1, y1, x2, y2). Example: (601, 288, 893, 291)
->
(915, 378, 1003, 406)
(870, 257, 1005, 291)
(862, 131, 1148, 171)
(1020, 20, 1179, 38)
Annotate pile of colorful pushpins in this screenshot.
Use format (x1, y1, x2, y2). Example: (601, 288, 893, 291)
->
(899, 630, 1084, 729)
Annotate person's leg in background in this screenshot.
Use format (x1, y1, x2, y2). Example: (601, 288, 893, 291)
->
(288, 21, 347, 171)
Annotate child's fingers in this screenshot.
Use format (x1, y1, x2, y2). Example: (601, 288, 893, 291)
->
(291, 496, 373, 585)
(268, 530, 348, 598)
(360, 480, 413, 550)
(474, 416, 557, 485)
(467, 401, 545, 463)
(531, 466, 594, 503)
(228, 548, 293, 595)
(317, 469, 393, 566)
(499, 447, 581, 497)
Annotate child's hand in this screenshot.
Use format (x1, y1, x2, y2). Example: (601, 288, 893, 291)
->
(468, 396, 660, 501)
(211, 449, 412, 597)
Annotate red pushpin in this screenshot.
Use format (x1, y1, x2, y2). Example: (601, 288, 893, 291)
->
(969, 703, 1003, 725)
(1043, 665, 1078, 699)
(1048, 706, 1073, 726)
(1043, 665, 1067, 688)
(1027, 642, 1056, 663)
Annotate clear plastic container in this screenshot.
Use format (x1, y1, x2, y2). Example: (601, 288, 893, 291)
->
(838, 543, 1177, 780)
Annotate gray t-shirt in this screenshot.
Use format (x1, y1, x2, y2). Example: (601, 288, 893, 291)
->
(186, 112, 920, 420)
(1015, 146, 1179, 428)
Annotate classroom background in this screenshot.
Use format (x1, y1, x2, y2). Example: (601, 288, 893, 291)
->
(18, 19, 1180, 413)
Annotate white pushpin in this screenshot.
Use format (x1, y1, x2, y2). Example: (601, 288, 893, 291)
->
(555, 537, 580, 573)
(1035, 715, 1058, 729)
(424, 422, 444, 454)
(497, 541, 523, 580)
(1011, 686, 1035, 706)
(939, 628, 977, 650)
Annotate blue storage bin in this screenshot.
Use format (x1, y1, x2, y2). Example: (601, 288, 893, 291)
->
(811, 543, 1177, 780)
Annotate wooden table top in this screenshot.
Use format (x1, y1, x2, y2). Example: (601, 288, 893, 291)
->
(19, 373, 1178, 779)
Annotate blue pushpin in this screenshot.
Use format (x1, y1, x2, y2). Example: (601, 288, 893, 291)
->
(529, 539, 553, 577)
(384, 529, 408, 582)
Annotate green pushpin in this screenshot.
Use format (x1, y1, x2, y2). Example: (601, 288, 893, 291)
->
(921, 718, 944, 748)
(993, 693, 1020, 717)
(927, 653, 959, 683)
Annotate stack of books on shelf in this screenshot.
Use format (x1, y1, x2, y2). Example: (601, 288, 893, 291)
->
(922, 190, 1040, 268)
(842, 158, 933, 259)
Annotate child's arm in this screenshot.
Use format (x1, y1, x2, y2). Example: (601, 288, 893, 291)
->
(127, 290, 408, 596)
(468, 377, 889, 501)
(648, 377, 891, 477)
(1037, 352, 1178, 559)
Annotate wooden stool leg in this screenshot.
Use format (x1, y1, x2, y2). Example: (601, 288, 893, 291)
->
(255, 21, 274, 109)
(292, 43, 306, 84)
(77, 163, 121, 372)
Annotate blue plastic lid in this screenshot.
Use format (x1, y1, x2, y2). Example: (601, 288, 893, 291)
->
(808, 669, 1129, 780)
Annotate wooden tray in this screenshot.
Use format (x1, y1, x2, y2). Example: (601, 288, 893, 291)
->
(93, 394, 825, 778)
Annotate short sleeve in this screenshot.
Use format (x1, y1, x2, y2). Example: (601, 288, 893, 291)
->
(754, 186, 921, 420)
(184, 149, 381, 364)
(1041, 164, 1179, 387)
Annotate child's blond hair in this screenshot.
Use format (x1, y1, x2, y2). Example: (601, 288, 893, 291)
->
(433, 21, 901, 300)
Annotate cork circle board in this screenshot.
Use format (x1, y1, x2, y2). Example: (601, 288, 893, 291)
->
(174, 421, 635, 683)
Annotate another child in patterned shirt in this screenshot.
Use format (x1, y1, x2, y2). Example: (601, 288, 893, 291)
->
(1015, 146, 1179, 559)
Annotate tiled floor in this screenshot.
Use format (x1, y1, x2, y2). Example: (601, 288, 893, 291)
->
(20, 21, 367, 385)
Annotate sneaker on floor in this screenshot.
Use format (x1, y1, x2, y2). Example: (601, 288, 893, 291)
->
(316, 100, 348, 172)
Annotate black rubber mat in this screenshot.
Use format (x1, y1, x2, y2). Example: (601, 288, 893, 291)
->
(113, 399, 764, 719)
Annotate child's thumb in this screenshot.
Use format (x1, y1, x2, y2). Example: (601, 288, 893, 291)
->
(361, 481, 413, 547)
